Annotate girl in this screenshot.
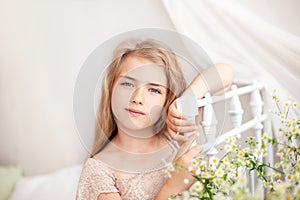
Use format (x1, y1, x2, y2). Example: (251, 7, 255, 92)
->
(76, 39, 233, 200)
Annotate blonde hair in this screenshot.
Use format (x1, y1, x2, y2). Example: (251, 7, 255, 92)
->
(90, 39, 187, 157)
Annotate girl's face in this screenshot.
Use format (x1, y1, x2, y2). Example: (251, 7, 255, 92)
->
(111, 55, 168, 137)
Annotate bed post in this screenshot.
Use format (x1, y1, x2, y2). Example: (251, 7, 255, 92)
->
(261, 83, 274, 170)
(228, 84, 244, 138)
(201, 93, 218, 158)
(250, 82, 264, 199)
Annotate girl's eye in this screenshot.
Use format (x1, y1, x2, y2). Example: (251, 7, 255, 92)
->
(121, 82, 134, 88)
(149, 88, 161, 94)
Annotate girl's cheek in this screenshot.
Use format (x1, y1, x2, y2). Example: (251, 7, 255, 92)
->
(148, 104, 164, 121)
(113, 86, 133, 103)
(152, 94, 167, 107)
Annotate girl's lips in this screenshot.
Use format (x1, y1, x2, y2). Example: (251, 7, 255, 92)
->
(126, 108, 145, 116)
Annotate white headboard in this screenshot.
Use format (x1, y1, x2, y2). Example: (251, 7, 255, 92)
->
(197, 81, 273, 196)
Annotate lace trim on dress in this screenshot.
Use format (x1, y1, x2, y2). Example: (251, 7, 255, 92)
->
(76, 136, 179, 200)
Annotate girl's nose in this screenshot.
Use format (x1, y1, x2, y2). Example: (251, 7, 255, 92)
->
(130, 88, 144, 105)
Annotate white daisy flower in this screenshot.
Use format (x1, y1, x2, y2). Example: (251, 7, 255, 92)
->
(215, 169, 224, 177)
(189, 181, 203, 193)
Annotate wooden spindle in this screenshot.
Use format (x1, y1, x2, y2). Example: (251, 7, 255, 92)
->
(250, 83, 264, 198)
(201, 93, 218, 156)
(228, 85, 244, 138)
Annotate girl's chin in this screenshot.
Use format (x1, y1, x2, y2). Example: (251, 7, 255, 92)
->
(120, 124, 153, 131)
(116, 123, 159, 138)
(121, 119, 155, 130)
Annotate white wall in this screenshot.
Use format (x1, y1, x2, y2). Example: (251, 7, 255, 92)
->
(0, 0, 175, 176)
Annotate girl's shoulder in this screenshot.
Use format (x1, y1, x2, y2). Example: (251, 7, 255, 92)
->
(83, 157, 114, 174)
(77, 158, 119, 199)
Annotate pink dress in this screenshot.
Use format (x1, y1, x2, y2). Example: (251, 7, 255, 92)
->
(76, 140, 178, 200)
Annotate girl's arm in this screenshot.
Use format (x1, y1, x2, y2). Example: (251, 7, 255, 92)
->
(189, 63, 234, 98)
(166, 63, 234, 142)
(155, 134, 202, 199)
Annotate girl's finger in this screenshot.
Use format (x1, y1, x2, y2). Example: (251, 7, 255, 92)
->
(168, 117, 196, 126)
(166, 127, 189, 142)
(167, 123, 198, 134)
(168, 102, 186, 119)
(166, 118, 197, 132)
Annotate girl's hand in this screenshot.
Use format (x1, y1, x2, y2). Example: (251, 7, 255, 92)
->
(157, 135, 202, 198)
(166, 100, 198, 144)
(175, 133, 202, 168)
(170, 134, 202, 190)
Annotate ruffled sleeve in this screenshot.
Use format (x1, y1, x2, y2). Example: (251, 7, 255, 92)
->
(76, 158, 119, 200)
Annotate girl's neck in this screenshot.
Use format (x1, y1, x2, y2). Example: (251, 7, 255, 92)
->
(112, 127, 165, 154)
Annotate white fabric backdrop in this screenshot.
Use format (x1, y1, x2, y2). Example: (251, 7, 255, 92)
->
(162, 0, 300, 101)
(1, 0, 299, 176)
(0, 0, 175, 176)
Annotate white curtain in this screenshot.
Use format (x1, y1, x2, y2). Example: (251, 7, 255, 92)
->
(162, 0, 300, 101)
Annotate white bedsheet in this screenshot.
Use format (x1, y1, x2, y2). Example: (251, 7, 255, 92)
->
(10, 164, 82, 200)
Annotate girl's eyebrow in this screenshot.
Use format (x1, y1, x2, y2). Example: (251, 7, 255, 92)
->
(119, 75, 136, 81)
(148, 83, 167, 88)
(119, 75, 167, 88)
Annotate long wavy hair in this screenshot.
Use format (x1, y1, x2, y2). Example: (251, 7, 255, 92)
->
(90, 39, 187, 157)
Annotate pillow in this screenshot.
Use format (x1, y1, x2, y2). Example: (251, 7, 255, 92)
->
(9, 164, 82, 200)
(0, 165, 22, 200)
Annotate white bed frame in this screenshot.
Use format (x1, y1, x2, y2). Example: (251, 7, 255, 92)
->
(197, 81, 273, 198)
